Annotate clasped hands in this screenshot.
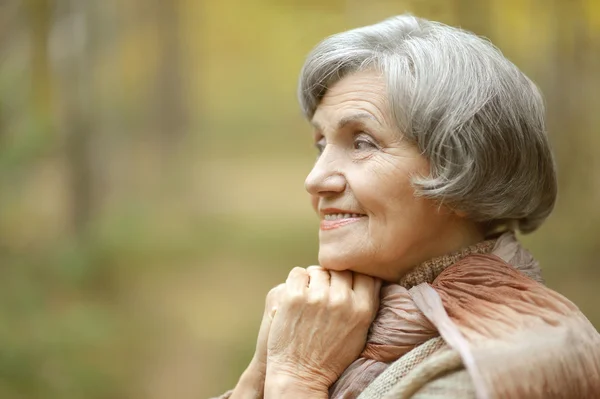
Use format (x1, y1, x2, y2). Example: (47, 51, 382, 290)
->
(230, 266, 381, 399)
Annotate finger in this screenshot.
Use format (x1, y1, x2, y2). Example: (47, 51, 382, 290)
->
(352, 272, 377, 299)
(265, 283, 285, 317)
(307, 265, 330, 293)
(329, 270, 353, 305)
(374, 279, 382, 295)
(306, 265, 327, 274)
(375, 279, 382, 291)
(329, 270, 353, 291)
(286, 267, 309, 296)
(372, 279, 382, 307)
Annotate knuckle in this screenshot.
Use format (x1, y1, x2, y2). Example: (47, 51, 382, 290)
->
(355, 303, 374, 323)
(307, 291, 328, 305)
(285, 290, 305, 306)
(335, 270, 353, 284)
(329, 292, 349, 309)
(267, 284, 280, 297)
(286, 267, 308, 287)
(266, 283, 285, 303)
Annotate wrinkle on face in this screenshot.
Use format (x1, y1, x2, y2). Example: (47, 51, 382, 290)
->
(312, 73, 395, 137)
(306, 70, 477, 281)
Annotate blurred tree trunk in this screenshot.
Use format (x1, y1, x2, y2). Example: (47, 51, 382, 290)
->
(154, 0, 188, 154)
(0, 2, 17, 140)
(546, 0, 591, 195)
(61, 0, 96, 236)
(551, 0, 600, 263)
(24, 0, 54, 128)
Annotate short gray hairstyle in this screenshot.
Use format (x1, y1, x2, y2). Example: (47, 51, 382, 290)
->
(298, 14, 557, 234)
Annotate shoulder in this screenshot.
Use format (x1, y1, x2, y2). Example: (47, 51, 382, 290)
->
(362, 253, 600, 398)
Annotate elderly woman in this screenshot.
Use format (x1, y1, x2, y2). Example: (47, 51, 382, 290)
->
(212, 14, 600, 399)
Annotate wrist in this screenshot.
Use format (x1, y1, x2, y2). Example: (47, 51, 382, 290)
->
(230, 360, 265, 399)
(265, 372, 328, 399)
(246, 357, 266, 380)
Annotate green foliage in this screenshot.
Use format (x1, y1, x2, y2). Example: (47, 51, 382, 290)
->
(1, 0, 599, 398)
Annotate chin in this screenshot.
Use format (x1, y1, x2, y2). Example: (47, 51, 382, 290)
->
(318, 244, 404, 281)
(318, 249, 355, 272)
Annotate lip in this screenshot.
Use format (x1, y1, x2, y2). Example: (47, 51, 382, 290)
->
(320, 217, 364, 230)
(319, 207, 365, 217)
(319, 208, 367, 231)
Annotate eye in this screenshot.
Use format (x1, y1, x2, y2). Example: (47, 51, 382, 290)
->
(315, 138, 326, 156)
(354, 136, 378, 151)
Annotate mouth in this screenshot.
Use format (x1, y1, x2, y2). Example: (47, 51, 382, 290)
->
(323, 213, 365, 221)
(320, 208, 367, 230)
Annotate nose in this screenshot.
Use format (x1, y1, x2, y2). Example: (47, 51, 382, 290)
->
(305, 145, 346, 198)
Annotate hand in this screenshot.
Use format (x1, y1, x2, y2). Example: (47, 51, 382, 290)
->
(230, 284, 284, 399)
(252, 283, 284, 371)
(265, 266, 381, 397)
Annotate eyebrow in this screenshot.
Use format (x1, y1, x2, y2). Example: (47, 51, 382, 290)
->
(311, 112, 379, 132)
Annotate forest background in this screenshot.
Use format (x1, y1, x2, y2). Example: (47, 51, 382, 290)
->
(1, 1, 599, 398)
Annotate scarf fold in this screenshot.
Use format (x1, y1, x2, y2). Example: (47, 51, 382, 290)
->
(329, 233, 600, 398)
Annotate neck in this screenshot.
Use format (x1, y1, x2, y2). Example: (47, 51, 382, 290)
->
(390, 219, 485, 283)
(429, 219, 485, 260)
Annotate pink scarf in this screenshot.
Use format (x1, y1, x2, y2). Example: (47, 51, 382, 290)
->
(329, 233, 600, 398)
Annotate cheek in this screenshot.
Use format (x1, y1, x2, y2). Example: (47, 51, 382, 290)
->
(375, 158, 428, 209)
(358, 169, 416, 215)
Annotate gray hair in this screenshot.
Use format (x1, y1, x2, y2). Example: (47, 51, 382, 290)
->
(298, 14, 557, 234)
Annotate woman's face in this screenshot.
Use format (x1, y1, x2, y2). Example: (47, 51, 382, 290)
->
(305, 70, 481, 281)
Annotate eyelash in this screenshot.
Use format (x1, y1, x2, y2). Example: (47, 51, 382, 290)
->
(314, 134, 378, 155)
(354, 137, 377, 151)
(315, 140, 325, 155)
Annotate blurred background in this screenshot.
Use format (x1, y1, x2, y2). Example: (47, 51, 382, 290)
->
(0, 0, 599, 398)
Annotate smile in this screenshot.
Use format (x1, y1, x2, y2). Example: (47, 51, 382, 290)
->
(320, 214, 366, 230)
(323, 213, 364, 220)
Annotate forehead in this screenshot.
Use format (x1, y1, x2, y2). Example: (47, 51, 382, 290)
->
(311, 71, 392, 129)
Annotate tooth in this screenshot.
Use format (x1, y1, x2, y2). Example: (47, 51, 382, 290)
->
(342, 213, 348, 218)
